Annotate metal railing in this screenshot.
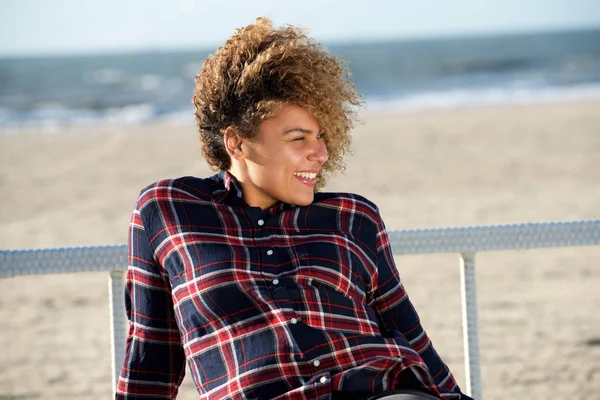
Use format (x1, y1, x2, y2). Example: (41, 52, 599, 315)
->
(2, 219, 599, 399)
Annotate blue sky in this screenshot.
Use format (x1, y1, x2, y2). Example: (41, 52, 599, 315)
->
(1, 0, 599, 56)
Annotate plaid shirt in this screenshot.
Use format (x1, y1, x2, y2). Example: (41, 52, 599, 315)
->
(116, 172, 470, 399)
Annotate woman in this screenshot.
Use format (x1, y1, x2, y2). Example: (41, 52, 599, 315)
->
(116, 18, 472, 400)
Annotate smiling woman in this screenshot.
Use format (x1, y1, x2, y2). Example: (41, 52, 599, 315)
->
(224, 104, 328, 209)
(115, 17, 473, 400)
(192, 17, 362, 191)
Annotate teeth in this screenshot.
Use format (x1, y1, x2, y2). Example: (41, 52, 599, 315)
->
(294, 172, 317, 179)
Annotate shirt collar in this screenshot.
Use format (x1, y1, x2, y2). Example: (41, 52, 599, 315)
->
(212, 170, 298, 214)
(212, 170, 246, 206)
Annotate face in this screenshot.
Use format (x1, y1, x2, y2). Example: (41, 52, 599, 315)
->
(232, 104, 328, 210)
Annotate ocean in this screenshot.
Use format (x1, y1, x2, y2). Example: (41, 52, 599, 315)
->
(0, 28, 599, 129)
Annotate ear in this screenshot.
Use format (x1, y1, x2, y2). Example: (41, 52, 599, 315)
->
(223, 127, 245, 160)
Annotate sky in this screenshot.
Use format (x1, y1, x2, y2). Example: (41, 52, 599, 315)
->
(0, 0, 599, 56)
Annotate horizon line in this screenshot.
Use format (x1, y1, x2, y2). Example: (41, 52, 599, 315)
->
(1, 23, 598, 60)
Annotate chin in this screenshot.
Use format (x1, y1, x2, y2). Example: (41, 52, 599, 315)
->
(290, 193, 315, 206)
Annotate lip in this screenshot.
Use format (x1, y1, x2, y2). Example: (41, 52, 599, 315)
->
(294, 169, 320, 174)
(293, 175, 317, 187)
(293, 169, 319, 186)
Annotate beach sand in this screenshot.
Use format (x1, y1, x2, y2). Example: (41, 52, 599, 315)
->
(1, 100, 599, 399)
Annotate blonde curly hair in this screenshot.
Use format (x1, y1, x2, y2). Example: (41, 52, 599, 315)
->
(192, 17, 362, 190)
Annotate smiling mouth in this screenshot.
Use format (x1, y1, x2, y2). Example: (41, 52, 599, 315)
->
(293, 171, 317, 180)
(293, 171, 318, 186)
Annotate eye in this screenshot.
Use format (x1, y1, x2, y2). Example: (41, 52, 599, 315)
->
(292, 136, 305, 142)
(317, 132, 325, 140)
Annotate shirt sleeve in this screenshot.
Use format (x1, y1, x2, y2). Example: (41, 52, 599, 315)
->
(116, 203, 186, 399)
(370, 212, 472, 399)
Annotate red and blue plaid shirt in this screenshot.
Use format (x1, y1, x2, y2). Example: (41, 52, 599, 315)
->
(116, 172, 470, 399)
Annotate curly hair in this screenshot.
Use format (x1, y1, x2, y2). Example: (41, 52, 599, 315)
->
(192, 17, 362, 190)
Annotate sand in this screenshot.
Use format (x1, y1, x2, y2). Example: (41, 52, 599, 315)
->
(1, 100, 599, 399)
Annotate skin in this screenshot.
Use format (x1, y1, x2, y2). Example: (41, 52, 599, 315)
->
(224, 104, 328, 210)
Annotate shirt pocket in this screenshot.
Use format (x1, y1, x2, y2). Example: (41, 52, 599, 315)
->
(291, 233, 375, 304)
(287, 283, 381, 336)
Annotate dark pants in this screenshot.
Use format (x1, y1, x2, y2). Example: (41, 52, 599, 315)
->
(332, 389, 440, 400)
(367, 390, 441, 399)
(331, 369, 442, 400)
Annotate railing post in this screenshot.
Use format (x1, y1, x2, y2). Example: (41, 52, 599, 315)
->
(109, 271, 127, 395)
(460, 252, 482, 399)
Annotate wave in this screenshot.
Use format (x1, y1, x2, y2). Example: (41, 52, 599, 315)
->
(439, 58, 534, 75)
(2, 83, 600, 132)
(365, 83, 600, 112)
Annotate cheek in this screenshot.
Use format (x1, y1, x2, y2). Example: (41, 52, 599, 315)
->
(286, 147, 308, 165)
(250, 156, 290, 185)
(251, 144, 305, 177)
(271, 147, 304, 171)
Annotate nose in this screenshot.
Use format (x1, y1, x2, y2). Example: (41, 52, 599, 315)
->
(307, 138, 328, 165)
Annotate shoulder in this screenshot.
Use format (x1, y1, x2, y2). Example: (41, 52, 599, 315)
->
(312, 192, 382, 224)
(136, 175, 221, 210)
(313, 191, 380, 213)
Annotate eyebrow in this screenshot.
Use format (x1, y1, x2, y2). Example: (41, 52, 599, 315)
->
(282, 127, 314, 135)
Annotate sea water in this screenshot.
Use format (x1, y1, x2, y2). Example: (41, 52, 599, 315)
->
(0, 28, 599, 129)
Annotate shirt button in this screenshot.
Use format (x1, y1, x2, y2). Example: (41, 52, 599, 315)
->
(312, 360, 321, 367)
(257, 219, 265, 226)
(319, 376, 328, 384)
(290, 318, 298, 324)
(272, 278, 279, 285)
(266, 249, 274, 256)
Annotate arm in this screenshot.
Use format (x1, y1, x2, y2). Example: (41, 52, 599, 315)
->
(370, 213, 471, 399)
(116, 203, 186, 399)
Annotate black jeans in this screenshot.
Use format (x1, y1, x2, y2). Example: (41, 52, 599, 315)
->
(332, 389, 440, 400)
(331, 369, 442, 400)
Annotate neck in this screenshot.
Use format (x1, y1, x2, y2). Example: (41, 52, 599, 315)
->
(227, 169, 277, 210)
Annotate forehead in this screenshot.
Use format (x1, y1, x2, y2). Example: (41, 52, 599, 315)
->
(258, 104, 320, 134)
